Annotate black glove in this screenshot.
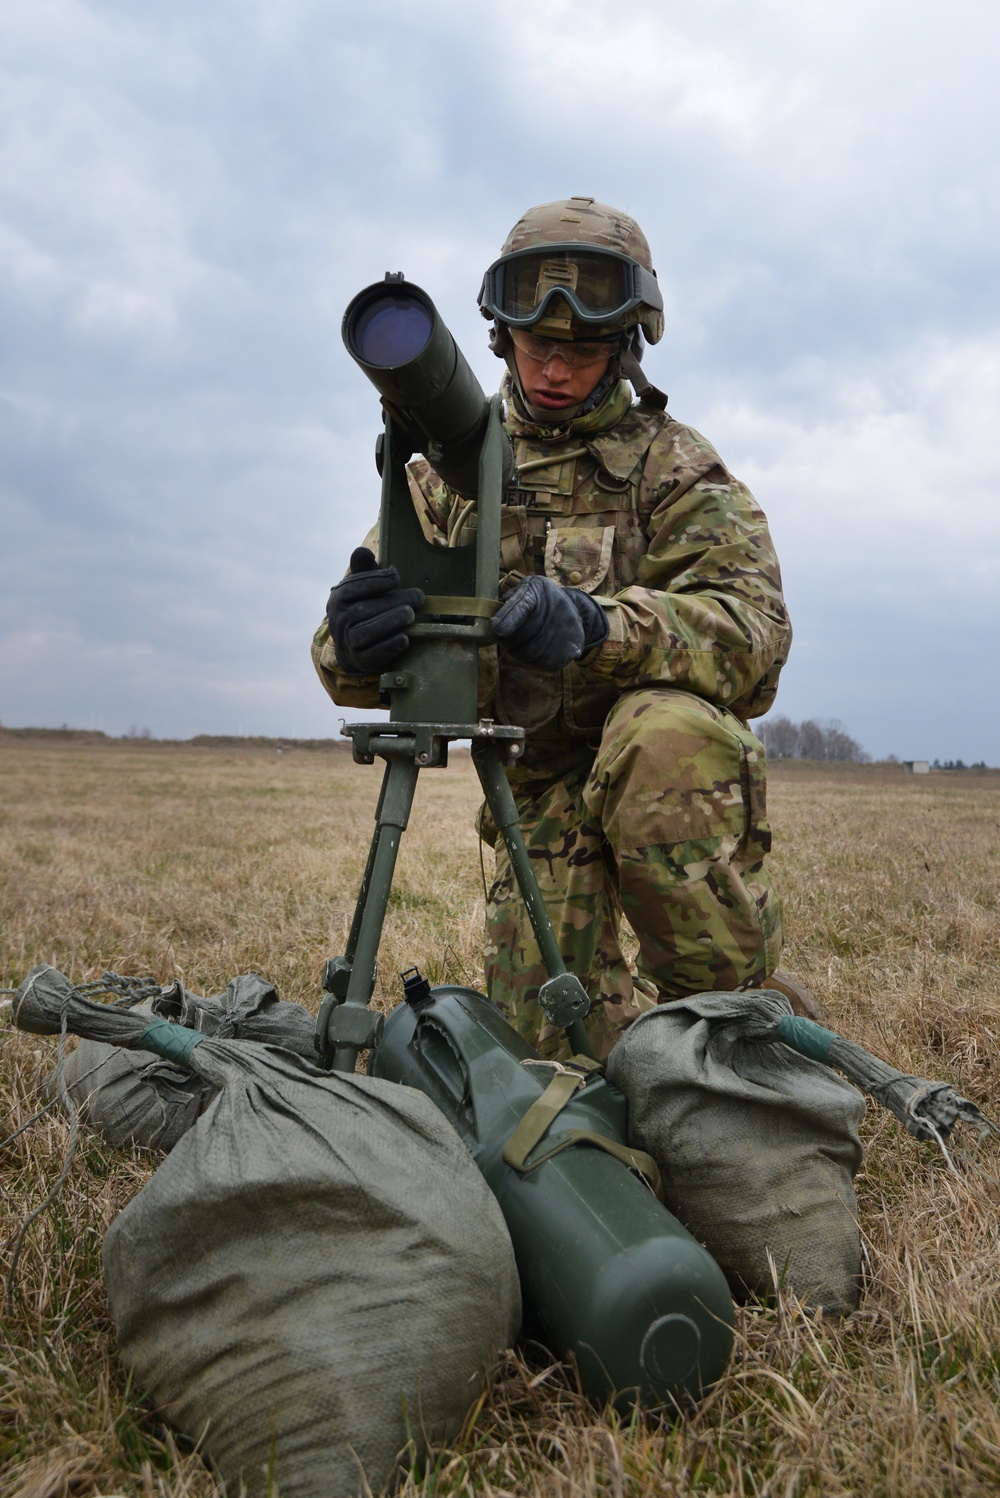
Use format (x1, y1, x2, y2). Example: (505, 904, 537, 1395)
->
(326, 547, 426, 677)
(492, 574, 609, 670)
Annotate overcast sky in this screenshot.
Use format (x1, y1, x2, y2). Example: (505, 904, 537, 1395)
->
(2, 0, 997, 762)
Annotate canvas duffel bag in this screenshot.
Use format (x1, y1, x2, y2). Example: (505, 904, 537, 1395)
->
(606, 992, 864, 1314)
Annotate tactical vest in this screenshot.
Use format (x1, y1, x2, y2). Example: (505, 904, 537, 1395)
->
(404, 389, 777, 762)
(491, 401, 671, 745)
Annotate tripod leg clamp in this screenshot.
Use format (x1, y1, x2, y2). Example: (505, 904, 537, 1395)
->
(538, 972, 590, 1028)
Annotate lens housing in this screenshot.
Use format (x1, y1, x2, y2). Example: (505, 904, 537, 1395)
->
(349, 293, 434, 368)
(343, 277, 511, 498)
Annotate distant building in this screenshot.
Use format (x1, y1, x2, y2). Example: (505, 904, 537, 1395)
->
(903, 760, 930, 774)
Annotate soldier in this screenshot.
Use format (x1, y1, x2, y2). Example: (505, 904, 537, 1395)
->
(315, 197, 802, 1058)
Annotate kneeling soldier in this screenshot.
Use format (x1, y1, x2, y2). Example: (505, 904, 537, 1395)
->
(315, 197, 798, 1058)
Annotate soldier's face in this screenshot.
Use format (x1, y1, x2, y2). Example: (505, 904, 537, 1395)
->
(512, 333, 613, 413)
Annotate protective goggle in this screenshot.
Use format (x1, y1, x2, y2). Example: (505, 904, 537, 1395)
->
(478, 244, 663, 329)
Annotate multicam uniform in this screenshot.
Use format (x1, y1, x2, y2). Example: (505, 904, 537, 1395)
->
(313, 372, 792, 1059)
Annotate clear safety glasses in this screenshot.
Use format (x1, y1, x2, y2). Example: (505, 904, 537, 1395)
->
(509, 329, 618, 369)
(478, 244, 662, 329)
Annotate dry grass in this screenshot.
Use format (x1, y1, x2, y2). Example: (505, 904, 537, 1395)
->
(1, 738, 998, 1497)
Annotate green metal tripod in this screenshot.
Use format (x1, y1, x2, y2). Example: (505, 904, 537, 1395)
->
(315, 401, 593, 1072)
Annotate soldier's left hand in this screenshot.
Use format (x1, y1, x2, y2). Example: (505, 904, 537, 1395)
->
(492, 575, 608, 670)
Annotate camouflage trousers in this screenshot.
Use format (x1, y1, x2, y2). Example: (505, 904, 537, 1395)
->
(483, 687, 784, 1059)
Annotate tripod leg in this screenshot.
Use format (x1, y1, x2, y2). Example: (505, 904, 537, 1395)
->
(319, 752, 420, 1072)
(473, 741, 592, 1057)
(321, 766, 391, 1002)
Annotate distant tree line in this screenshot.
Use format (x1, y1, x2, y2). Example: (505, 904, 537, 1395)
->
(758, 715, 869, 762)
(931, 758, 989, 771)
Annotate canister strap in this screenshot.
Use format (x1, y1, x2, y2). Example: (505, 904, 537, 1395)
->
(502, 1066, 664, 1201)
(421, 595, 499, 618)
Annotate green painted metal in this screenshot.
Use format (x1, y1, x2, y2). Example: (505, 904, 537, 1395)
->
(369, 985, 735, 1409)
(473, 740, 591, 1057)
(342, 275, 515, 503)
(377, 413, 483, 727)
(317, 281, 594, 1070)
(315, 750, 415, 1070)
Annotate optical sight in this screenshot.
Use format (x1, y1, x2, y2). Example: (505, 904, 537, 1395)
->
(343, 276, 512, 498)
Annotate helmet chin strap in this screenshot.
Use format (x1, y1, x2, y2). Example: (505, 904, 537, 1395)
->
(619, 337, 668, 411)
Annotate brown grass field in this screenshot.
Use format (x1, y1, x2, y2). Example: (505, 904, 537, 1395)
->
(1, 733, 999, 1497)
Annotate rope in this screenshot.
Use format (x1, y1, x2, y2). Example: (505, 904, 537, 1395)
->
(905, 1083, 1000, 1177)
(76, 971, 165, 1007)
(0, 1098, 59, 1145)
(911, 1106, 961, 1179)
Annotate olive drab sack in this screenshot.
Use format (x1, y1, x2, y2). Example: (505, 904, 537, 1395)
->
(58, 1008, 213, 1152)
(103, 1039, 521, 1498)
(55, 974, 319, 1152)
(606, 993, 864, 1314)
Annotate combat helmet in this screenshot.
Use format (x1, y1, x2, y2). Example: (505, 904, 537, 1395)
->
(479, 197, 666, 420)
(479, 197, 664, 346)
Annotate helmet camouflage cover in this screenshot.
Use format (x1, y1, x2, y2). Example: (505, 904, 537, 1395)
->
(479, 196, 664, 345)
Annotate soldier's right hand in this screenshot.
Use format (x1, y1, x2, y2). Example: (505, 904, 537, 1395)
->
(326, 547, 426, 677)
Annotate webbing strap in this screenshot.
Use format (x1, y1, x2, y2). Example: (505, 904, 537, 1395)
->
(620, 346, 668, 412)
(422, 595, 499, 618)
(502, 1070, 664, 1201)
(504, 1069, 581, 1158)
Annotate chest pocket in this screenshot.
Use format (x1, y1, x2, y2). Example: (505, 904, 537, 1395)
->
(510, 436, 648, 600)
(544, 523, 615, 594)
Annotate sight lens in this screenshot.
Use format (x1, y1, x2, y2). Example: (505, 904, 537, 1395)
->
(350, 293, 434, 367)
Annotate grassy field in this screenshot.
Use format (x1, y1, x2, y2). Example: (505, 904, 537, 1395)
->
(1, 734, 999, 1497)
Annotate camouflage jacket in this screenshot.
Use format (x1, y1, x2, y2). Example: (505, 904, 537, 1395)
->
(312, 379, 791, 776)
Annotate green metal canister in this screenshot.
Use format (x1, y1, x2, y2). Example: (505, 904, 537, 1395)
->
(369, 984, 734, 1409)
